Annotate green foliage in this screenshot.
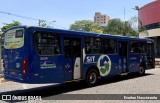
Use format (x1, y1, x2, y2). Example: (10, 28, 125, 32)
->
(103, 19, 122, 35)
(104, 19, 138, 37)
(0, 21, 21, 40)
(70, 20, 102, 33)
(39, 20, 54, 28)
(1, 21, 21, 32)
(39, 20, 47, 27)
(129, 16, 138, 30)
(0, 30, 3, 40)
(70, 19, 138, 37)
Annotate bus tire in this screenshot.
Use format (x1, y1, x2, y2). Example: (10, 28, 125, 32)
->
(86, 69, 98, 86)
(139, 65, 146, 75)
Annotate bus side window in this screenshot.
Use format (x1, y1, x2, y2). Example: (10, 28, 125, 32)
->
(93, 38, 103, 54)
(85, 37, 103, 54)
(86, 45, 91, 54)
(85, 37, 93, 54)
(130, 41, 139, 53)
(103, 39, 116, 54)
(139, 42, 146, 53)
(54, 46, 60, 54)
(73, 40, 81, 57)
(34, 32, 60, 55)
(64, 38, 72, 58)
(85, 37, 116, 54)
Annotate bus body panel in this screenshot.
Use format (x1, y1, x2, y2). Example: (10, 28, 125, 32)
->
(129, 54, 140, 72)
(3, 26, 155, 84)
(64, 57, 73, 81)
(4, 49, 25, 82)
(118, 41, 129, 73)
(29, 56, 64, 83)
(108, 55, 121, 75)
(83, 54, 120, 79)
(28, 28, 64, 83)
(4, 27, 30, 83)
(62, 35, 83, 81)
(146, 42, 155, 69)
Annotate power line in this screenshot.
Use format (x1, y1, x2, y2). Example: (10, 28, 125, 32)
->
(0, 11, 42, 21)
(0, 11, 67, 29)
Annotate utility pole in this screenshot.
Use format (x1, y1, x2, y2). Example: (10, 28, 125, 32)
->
(133, 6, 140, 38)
(124, 7, 125, 21)
(38, 20, 41, 26)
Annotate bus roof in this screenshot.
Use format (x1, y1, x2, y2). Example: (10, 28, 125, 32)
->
(8, 25, 154, 42)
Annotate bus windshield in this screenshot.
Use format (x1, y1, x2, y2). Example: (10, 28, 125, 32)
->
(4, 28, 24, 49)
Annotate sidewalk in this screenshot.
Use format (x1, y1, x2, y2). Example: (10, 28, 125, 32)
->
(155, 58, 160, 68)
(0, 74, 7, 83)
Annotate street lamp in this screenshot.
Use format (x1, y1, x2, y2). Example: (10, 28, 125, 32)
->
(48, 20, 56, 26)
(133, 6, 140, 38)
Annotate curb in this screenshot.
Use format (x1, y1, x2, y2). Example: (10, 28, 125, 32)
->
(0, 78, 8, 83)
(155, 66, 160, 68)
(0, 74, 8, 83)
(0, 74, 3, 79)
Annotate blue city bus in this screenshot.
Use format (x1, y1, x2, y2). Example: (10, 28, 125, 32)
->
(3, 26, 155, 86)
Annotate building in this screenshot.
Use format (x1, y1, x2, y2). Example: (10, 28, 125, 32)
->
(139, 0, 160, 57)
(94, 12, 110, 26)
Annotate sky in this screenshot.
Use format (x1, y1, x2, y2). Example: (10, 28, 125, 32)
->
(0, 0, 155, 29)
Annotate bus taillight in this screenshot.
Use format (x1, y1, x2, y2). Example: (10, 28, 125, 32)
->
(22, 57, 28, 76)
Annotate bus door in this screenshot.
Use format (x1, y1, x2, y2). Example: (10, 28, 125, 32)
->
(118, 41, 128, 73)
(64, 37, 82, 81)
(146, 42, 155, 68)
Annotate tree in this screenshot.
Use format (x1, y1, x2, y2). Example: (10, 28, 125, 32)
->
(70, 20, 102, 33)
(38, 20, 54, 28)
(0, 21, 21, 40)
(1, 21, 21, 32)
(104, 19, 138, 37)
(129, 16, 149, 37)
(103, 19, 122, 35)
(39, 20, 47, 27)
(70, 19, 137, 37)
(0, 30, 3, 40)
(129, 16, 138, 31)
(90, 23, 103, 33)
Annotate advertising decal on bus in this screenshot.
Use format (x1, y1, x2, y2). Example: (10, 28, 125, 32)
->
(97, 55, 111, 76)
(4, 28, 24, 49)
(84, 55, 112, 77)
(40, 61, 56, 69)
(40, 57, 57, 69)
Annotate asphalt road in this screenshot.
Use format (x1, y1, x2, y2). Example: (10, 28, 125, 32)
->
(0, 68, 160, 103)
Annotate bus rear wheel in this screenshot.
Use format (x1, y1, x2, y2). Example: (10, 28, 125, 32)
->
(139, 65, 145, 75)
(86, 69, 98, 86)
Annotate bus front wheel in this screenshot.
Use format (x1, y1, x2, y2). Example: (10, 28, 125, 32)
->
(86, 69, 98, 86)
(139, 65, 146, 75)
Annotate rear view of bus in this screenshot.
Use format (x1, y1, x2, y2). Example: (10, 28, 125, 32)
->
(3, 26, 29, 83)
